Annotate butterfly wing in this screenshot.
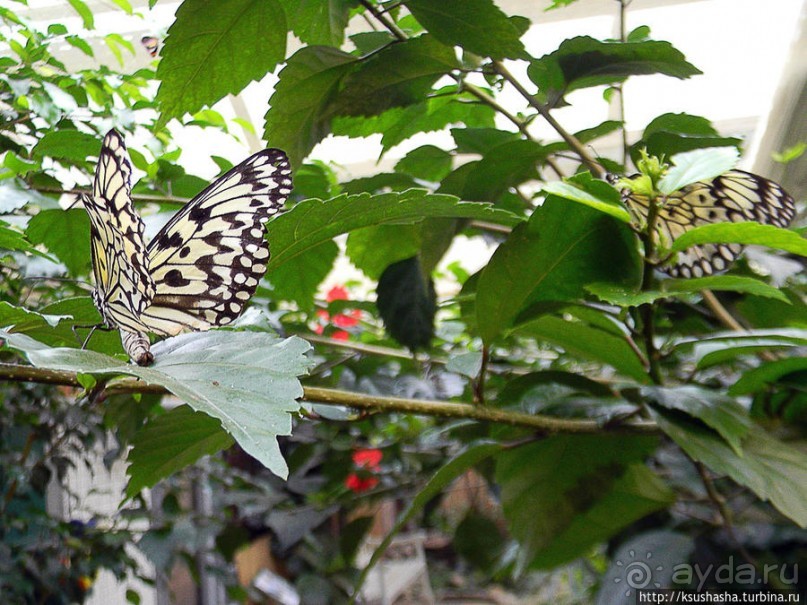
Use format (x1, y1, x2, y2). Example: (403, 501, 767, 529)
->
(81, 129, 155, 335)
(623, 170, 796, 278)
(140, 149, 292, 336)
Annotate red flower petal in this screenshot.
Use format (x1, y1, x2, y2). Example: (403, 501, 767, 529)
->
(326, 285, 349, 302)
(352, 448, 382, 469)
(332, 312, 359, 328)
(332, 330, 350, 341)
(345, 473, 379, 493)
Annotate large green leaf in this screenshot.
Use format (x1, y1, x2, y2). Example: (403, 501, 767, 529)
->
(333, 90, 496, 153)
(32, 130, 100, 164)
(405, 0, 527, 60)
(632, 112, 742, 162)
(265, 189, 522, 271)
(346, 224, 421, 280)
(439, 139, 551, 202)
(651, 408, 807, 527)
(157, 0, 287, 125)
(476, 197, 641, 343)
(516, 315, 650, 383)
(264, 46, 358, 167)
(1, 330, 314, 478)
(265, 240, 339, 309)
(25, 208, 91, 276)
(495, 435, 671, 572)
(333, 35, 460, 118)
(587, 275, 790, 307)
(280, 0, 355, 46)
(730, 357, 807, 396)
(126, 405, 234, 496)
(641, 386, 753, 455)
(528, 36, 701, 104)
(668, 222, 807, 257)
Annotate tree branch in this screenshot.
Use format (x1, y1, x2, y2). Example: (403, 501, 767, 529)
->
(0, 362, 659, 435)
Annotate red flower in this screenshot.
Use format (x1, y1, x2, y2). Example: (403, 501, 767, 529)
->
(344, 448, 382, 493)
(345, 473, 379, 493)
(352, 448, 382, 470)
(313, 285, 362, 339)
(326, 285, 349, 302)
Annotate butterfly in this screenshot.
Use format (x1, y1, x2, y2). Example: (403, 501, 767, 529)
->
(140, 36, 159, 58)
(618, 170, 796, 278)
(80, 129, 292, 365)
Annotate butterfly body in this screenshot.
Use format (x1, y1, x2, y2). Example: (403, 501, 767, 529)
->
(82, 130, 291, 365)
(619, 169, 796, 278)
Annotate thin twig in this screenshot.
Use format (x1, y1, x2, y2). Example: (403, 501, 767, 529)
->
(695, 461, 758, 567)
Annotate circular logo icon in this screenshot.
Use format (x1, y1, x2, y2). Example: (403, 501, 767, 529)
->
(613, 549, 663, 596)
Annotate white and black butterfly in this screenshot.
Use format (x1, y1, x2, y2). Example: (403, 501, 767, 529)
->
(80, 129, 291, 365)
(618, 170, 796, 277)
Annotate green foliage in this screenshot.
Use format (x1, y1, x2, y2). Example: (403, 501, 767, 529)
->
(2, 0, 806, 602)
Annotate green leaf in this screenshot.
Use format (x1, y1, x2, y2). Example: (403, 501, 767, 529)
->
(587, 275, 790, 307)
(32, 130, 101, 163)
(157, 0, 287, 126)
(665, 275, 790, 302)
(641, 386, 752, 456)
(333, 90, 495, 153)
(346, 224, 421, 280)
(126, 405, 234, 496)
(651, 408, 807, 527)
(65, 35, 94, 57)
(730, 357, 807, 396)
(439, 139, 552, 202)
(25, 208, 91, 276)
(395, 145, 453, 182)
(67, 0, 94, 29)
(451, 127, 520, 154)
(0, 301, 70, 331)
(354, 442, 503, 595)
(333, 35, 460, 118)
(668, 222, 807, 257)
(265, 240, 338, 309)
(689, 331, 807, 370)
(405, 0, 527, 60)
(516, 314, 650, 383)
(0, 221, 37, 254)
(266, 190, 522, 271)
(2, 330, 314, 478)
(281, 0, 355, 46)
(264, 46, 358, 168)
(495, 435, 670, 572)
(528, 36, 700, 103)
(541, 181, 631, 223)
(105, 33, 135, 67)
(658, 147, 740, 194)
(376, 257, 435, 351)
(446, 351, 483, 378)
(476, 198, 641, 343)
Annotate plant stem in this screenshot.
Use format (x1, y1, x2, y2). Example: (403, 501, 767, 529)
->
(491, 60, 604, 178)
(0, 362, 660, 435)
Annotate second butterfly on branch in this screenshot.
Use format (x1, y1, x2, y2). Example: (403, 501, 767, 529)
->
(615, 168, 796, 278)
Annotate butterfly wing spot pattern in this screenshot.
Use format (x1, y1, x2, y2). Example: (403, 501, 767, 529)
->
(619, 170, 796, 278)
(81, 130, 292, 365)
